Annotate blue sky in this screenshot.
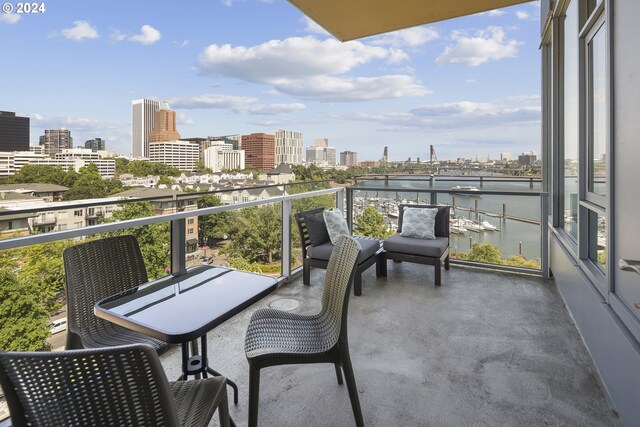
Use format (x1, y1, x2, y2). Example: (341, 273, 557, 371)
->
(1, 0, 541, 161)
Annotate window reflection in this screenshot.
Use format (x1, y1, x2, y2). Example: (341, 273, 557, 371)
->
(588, 210, 606, 272)
(588, 24, 607, 197)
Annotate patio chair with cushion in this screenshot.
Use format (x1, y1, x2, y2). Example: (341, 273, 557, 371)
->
(244, 235, 364, 427)
(0, 344, 230, 427)
(380, 204, 450, 286)
(63, 234, 170, 353)
(294, 208, 384, 296)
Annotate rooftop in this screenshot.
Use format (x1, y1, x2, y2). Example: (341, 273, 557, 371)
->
(158, 263, 619, 426)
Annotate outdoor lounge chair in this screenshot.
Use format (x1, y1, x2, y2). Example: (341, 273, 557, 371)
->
(0, 344, 230, 427)
(380, 204, 450, 286)
(63, 234, 170, 353)
(295, 208, 384, 296)
(244, 235, 365, 427)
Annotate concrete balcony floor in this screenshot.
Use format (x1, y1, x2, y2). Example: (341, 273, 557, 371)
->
(160, 263, 621, 427)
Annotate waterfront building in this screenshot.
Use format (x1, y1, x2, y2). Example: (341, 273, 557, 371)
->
(500, 152, 512, 161)
(242, 133, 275, 171)
(85, 138, 105, 151)
(306, 143, 337, 166)
(274, 129, 303, 165)
(131, 98, 160, 158)
(39, 128, 73, 155)
(340, 150, 358, 167)
(148, 140, 199, 172)
(149, 103, 181, 143)
(518, 151, 537, 166)
(0, 111, 29, 152)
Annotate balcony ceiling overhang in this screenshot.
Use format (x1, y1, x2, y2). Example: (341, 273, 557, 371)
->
(287, 0, 533, 41)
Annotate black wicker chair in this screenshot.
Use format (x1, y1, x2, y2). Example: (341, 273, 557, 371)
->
(294, 208, 384, 296)
(244, 235, 364, 427)
(0, 344, 230, 427)
(63, 235, 169, 353)
(380, 204, 451, 286)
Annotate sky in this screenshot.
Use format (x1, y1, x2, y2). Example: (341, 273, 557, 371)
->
(0, 0, 541, 162)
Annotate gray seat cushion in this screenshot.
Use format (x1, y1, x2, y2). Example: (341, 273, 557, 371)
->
(307, 236, 380, 263)
(383, 234, 448, 258)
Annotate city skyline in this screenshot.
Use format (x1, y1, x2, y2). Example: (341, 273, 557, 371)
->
(1, 0, 541, 161)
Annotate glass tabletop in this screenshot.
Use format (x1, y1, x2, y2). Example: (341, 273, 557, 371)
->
(95, 265, 278, 343)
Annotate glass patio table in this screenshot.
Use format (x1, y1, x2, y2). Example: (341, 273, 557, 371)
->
(95, 265, 278, 407)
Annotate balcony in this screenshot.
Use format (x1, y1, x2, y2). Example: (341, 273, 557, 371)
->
(0, 180, 619, 425)
(152, 263, 619, 426)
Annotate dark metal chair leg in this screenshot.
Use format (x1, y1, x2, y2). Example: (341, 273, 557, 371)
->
(334, 362, 344, 385)
(248, 364, 261, 427)
(445, 255, 450, 270)
(353, 271, 363, 296)
(339, 344, 364, 427)
(435, 263, 442, 286)
(376, 253, 387, 277)
(303, 260, 311, 286)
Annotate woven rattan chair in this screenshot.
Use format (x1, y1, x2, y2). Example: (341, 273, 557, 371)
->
(245, 235, 364, 427)
(0, 344, 230, 427)
(63, 235, 169, 352)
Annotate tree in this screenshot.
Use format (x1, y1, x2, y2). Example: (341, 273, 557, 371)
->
(466, 243, 502, 264)
(197, 194, 233, 245)
(7, 164, 70, 186)
(0, 268, 51, 351)
(354, 206, 391, 239)
(102, 202, 170, 280)
(226, 256, 263, 274)
(157, 175, 174, 186)
(222, 205, 281, 264)
(63, 164, 108, 200)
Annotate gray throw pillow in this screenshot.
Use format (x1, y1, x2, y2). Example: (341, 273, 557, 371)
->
(401, 207, 437, 239)
(305, 213, 330, 246)
(323, 209, 350, 245)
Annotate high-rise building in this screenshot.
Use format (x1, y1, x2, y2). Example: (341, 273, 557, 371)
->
(315, 138, 328, 148)
(500, 152, 512, 161)
(0, 111, 29, 152)
(85, 138, 105, 151)
(204, 142, 245, 172)
(148, 140, 199, 171)
(340, 151, 358, 167)
(274, 129, 303, 165)
(39, 128, 73, 155)
(518, 151, 537, 166)
(242, 133, 275, 171)
(131, 98, 160, 158)
(149, 103, 181, 143)
(306, 144, 337, 166)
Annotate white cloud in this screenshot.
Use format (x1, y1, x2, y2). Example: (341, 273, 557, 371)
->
(466, 79, 477, 84)
(516, 11, 531, 20)
(176, 112, 194, 125)
(169, 93, 306, 115)
(198, 36, 428, 102)
(0, 13, 21, 24)
(129, 25, 161, 45)
(199, 36, 395, 81)
(346, 100, 540, 131)
(61, 21, 99, 41)
(174, 40, 190, 48)
(370, 26, 439, 48)
(301, 16, 329, 36)
(110, 29, 126, 42)
(273, 75, 431, 101)
(435, 26, 521, 67)
(481, 9, 506, 17)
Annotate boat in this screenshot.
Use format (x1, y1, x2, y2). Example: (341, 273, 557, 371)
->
(449, 217, 467, 234)
(463, 220, 484, 232)
(387, 206, 399, 218)
(480, 220, 498, 231)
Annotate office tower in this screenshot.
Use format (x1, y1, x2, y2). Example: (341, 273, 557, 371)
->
(340, 151, 358, 167)
(500, 152, 512, 161)
(204, 143, 245, 172)
(148, 140, 199, 171)
(148, 103, 181, 143)
(518, 151, 537, 166)
(131, 98, 160, 158)
(306, 144, 337, 166)
(85, 138, 106, 151)
(315, 138, 328, 148)
(242, 133, 275, 171)
(274, 129, 303, 165)
(0, 111, 29, 152)
(39, 128, 73, 155)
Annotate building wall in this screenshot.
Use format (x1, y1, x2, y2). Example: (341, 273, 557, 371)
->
(148, 141, 199, 172)
(40, 129, 73, 155)
(148, 109, 181, 142)
(544, 1, 640, 424)
(85, 138, 105, 151)
(242, 133, 275, 171)
(340, 151, 358, 167)
(0, 111, 29, 152)
(204, 146, 245, 172)
(274, 129, 303, 165)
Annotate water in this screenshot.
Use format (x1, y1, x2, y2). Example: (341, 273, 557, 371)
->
(353, 177, 543, 261)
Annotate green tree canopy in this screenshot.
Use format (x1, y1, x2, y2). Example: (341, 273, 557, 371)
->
(222, 205, 281, 264)
(197, 194, 233, 245)
(0, 268, 51, 351)
(63, 164, 108, 201)
(354, 206, 391, 239)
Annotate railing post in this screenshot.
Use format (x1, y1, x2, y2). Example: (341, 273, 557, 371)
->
(430, 191, 437, 205)
(344, 188, 352, 233)
(281, 199, 292, 281)
(171, 218, 187, 276)
(541, 194, 550, 278)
